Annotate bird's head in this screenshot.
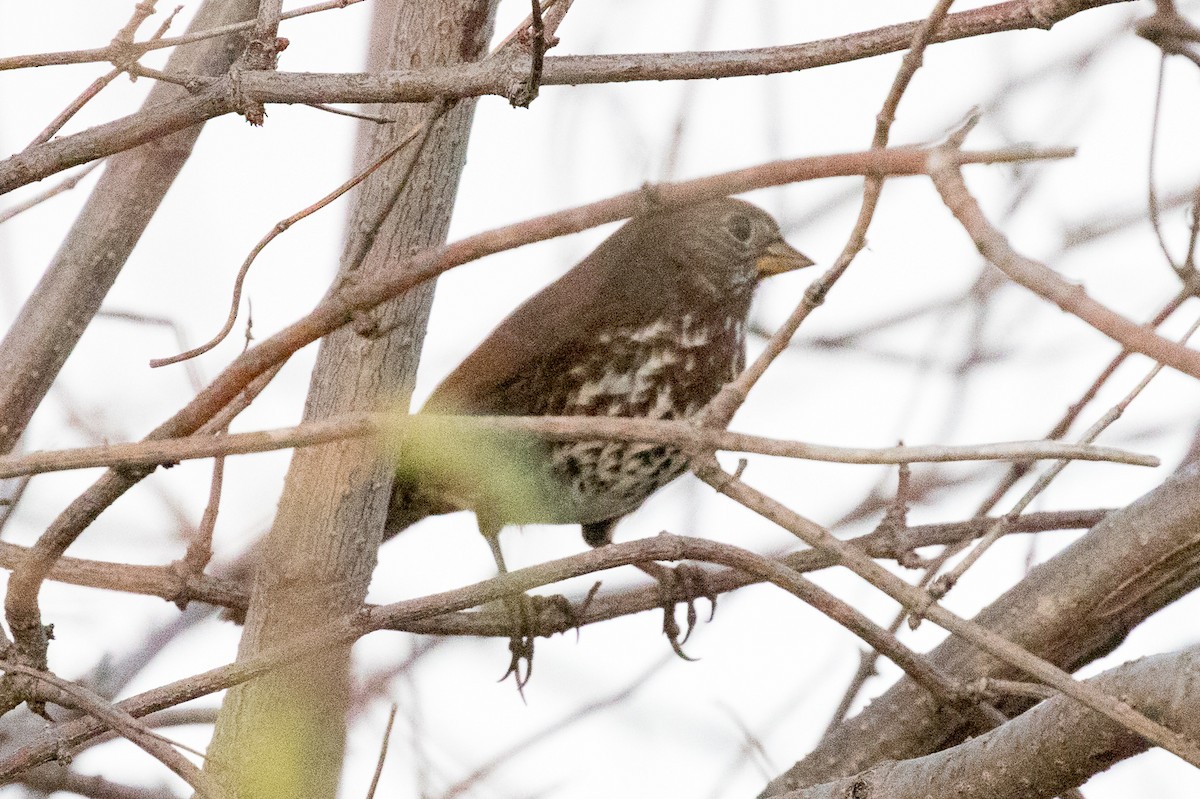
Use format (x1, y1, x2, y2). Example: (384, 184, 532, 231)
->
(653, 197, 815, 299)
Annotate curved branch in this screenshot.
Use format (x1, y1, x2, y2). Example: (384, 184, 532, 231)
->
(928, 148, 1200, 380)
(0, 144, 1070, 670)
(0, 536, 960, 778)
(0, 661, 227, 799)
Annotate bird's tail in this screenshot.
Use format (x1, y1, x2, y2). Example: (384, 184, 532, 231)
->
(383, 478, 459, 541)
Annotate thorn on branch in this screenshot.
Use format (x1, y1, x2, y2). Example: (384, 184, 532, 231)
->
(942, 108, 981, 151)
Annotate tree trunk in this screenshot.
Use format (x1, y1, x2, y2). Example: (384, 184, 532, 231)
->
(202, 3, 499, 796)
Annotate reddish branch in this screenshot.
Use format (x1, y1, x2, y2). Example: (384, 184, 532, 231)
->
(0, 145, 1071, 676)
(0, 536, 966, 778)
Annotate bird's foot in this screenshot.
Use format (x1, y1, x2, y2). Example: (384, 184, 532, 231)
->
(637, 561, 717, 660)
(497, 588, 595, 694)
(499, 592, 536, 695)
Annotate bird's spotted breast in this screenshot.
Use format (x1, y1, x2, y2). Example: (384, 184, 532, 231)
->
(540, 311, 747, 523)
(384, 197, 814, 544)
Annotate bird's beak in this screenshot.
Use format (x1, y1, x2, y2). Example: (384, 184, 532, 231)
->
(756, 239, 816, 278)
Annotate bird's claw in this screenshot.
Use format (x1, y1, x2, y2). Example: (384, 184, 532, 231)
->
(497, 591, 582, 695)
(653, 562, 717, 661)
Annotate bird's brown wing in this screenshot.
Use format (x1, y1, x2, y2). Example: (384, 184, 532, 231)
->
(423, 218, 674, 415)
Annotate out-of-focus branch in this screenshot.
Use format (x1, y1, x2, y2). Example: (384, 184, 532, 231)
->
(928, 148, 1200, 380)
(1138, 0, 1200, 68)
(934, 307, 1200, 594)
(15, 768, 176, 799)
(976, 286, 1191, 514)
(0, 661, 226, 799)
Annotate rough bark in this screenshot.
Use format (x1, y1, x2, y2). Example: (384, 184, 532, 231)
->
(779, 646, 1200, 799)
(762, 465, 1200, 795)
(200, 3, 499, 797)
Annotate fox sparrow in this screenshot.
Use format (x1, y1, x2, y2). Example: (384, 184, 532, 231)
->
(384, 197, 812, 676)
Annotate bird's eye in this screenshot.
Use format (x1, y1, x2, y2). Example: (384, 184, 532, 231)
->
(726, 214, 753, 244)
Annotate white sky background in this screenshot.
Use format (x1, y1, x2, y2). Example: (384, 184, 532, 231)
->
(3, 0, 1200, 796)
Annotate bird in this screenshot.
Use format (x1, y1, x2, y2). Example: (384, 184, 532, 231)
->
(384, 196, 813, 675)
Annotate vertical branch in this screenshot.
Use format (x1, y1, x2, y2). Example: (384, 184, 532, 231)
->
(702, 0, 956, 429)
(200, 3, 501, 796)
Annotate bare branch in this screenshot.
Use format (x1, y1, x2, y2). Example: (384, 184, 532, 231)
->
(0, 412, 1159, 480)
(0, 508, 1108, 623)
(693, 458, 1200, 768)
(0, 143, 1072, 674)
(0, 661, 227, 799)
(0, 0, 1118, 194)
(766, 467, 1200, 791)
(776, 647, 1200, 799)
(928, 147, 1200, 380)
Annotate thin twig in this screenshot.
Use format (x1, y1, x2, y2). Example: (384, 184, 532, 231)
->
(509, 0, 547, 107)
(364, 705, 398, 799)
(928, 148, 1200, 379)
(0, 0, 368, 71)
(0, 413, 1158, 480)
(441, 655, 673, 799)
(177, 452, 224, 579)
(0, 162, 101, 225)
(304, 103, 395, 123)
(700, 0, 958, 430)
(935, 308, 1200, 593)
(150, 108, 444, 367)
(1147, 55, 1180, 273)
(26, 2, 181, 147)
(976, 287, 1191, 513)
(0, 475, 31, 537)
